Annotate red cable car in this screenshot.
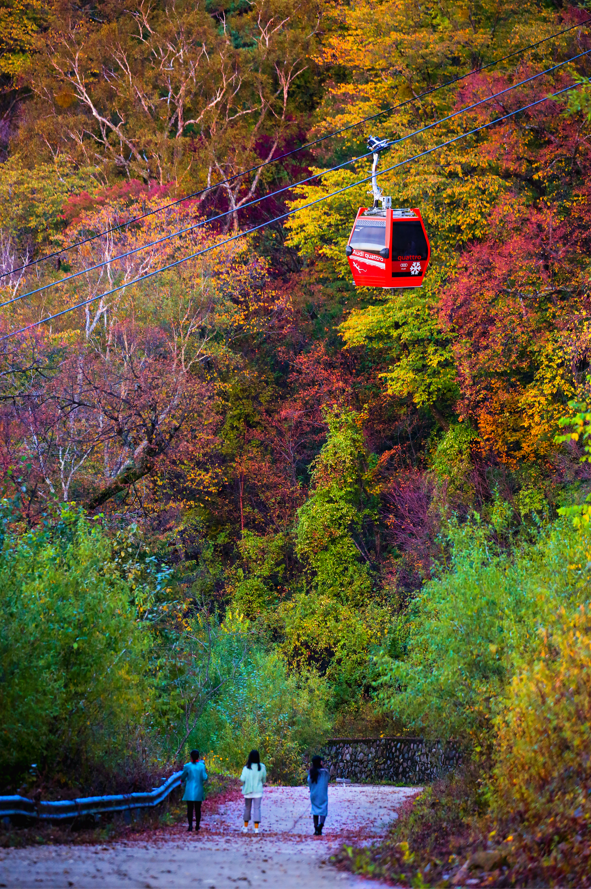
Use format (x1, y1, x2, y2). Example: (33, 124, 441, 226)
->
(346, 207, 430, 288)
(346, 137, 431, 289)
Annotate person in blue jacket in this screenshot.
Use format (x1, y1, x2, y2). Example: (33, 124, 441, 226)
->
(181, 750, 208, 832)
(308, 755, 329, 835)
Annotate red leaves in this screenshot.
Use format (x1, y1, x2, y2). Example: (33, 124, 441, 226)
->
(61, 180, 177, 227)
(0, 321, 217, 518)
(439, 195, 591, 461)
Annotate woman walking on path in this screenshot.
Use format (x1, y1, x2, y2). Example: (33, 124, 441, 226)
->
(308, 755, 329, 835)
(240, 749, 267, 834)
(181, 750, 208, 832)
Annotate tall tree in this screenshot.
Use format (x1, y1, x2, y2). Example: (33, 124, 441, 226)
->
(15, 0, 322, 213)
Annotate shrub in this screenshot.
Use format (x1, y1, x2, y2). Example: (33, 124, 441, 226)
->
(154, 606, 257, 760)
(375, 517, 591, 744)
(197, 648, 332, 783)
(493, 603, 591, 834)
(334, 762, 488, 887)
(0, 509, 151, 788)
(295, 407, 376, 607)
(279, 592, 388, 706)
(227, 531, 287, 618)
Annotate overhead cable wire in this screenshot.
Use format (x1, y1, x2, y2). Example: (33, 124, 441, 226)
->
(4, 48, 590, 312)
(2, 15, 590, 283)
(3, 76, 587, 343)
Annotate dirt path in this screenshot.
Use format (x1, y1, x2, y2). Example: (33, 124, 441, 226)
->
(0, 784, 418, 889)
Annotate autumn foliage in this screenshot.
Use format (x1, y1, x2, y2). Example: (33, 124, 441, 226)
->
(1, 0, 591, 879)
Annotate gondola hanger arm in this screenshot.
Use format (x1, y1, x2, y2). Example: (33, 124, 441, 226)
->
(367, 135, 392, 210)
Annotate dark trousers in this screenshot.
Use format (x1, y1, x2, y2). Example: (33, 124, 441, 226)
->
(313, 814, 326, 833)
(187, 801, 202, 829)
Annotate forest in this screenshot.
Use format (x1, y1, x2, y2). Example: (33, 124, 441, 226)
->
(1, 0, 591, 883)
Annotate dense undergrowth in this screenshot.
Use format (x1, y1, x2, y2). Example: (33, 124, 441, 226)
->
(339, 751, 591, 888)
(337, 504, 591, 886)
(0, 505, 331, 794)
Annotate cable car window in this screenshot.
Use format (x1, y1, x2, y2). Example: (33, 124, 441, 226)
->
(350, 219, 386, 254)
(391, 222, 428, 260)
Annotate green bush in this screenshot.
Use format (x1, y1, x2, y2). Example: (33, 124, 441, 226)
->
(196, 647, 332, 784)
(154, 606, 258, 759)
(296, 407, 376, 607)
(0, 509, 151, 786)
(375, 517, 591, 744)
(227, 531, 287, 618)
(279, 592, 388, 706)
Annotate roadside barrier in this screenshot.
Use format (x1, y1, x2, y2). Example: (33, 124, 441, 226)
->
(0, 771, 182, 822)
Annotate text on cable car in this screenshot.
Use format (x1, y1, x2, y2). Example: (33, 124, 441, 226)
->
(351, 255, 386, 270)
(353, 250, 385, 262)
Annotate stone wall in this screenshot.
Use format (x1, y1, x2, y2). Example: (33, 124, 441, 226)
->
(320, 737, 462, 785)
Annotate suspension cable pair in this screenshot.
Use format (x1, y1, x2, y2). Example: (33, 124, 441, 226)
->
(1, 16, 589, 283)
(3, 47, 590, 313)
(3, 75, 588, 341)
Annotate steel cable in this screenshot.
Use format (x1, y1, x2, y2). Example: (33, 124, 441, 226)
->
(3, 48, 589, 311)
(3, 77, 587, 341)
(1, 16, 589, 282)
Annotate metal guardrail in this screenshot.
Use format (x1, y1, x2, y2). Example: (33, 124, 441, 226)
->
(0, 770, 183, 821)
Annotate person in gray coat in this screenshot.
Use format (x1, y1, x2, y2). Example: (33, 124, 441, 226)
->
(308, 755, 329, 835)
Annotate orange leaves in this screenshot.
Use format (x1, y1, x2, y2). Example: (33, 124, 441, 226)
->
(287, 0, 591, 476)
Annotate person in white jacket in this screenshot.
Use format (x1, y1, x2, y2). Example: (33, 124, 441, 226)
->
(240, 749, 267, 834)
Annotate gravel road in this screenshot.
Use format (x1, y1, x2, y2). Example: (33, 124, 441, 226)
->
(0, 784, 418, 889)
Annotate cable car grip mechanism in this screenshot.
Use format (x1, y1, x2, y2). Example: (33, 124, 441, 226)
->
(366, 136, 391, 213)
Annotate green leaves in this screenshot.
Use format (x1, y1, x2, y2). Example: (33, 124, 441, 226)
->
(0, 509, 151, 780)
(556, 399, 591, 527)
(295, 408, 376, 609)
(375, 516, 591, 743)
(556, 399, 591, 461)
(296, 408, 372, 576)
(341, 285, 459, 413)
(561, 75, 591, 124)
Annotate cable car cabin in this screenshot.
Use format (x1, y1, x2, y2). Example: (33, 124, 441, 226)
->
(346, 208, 430, 289)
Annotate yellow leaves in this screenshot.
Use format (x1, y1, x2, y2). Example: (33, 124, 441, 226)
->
(493, 604, 591, 829)
(470, 331, 581, 467)
(398, 841, 414, 864)
(54, 89, 76, 109)
(0, 0, 49, 77)
(222, 608, 251, 635)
